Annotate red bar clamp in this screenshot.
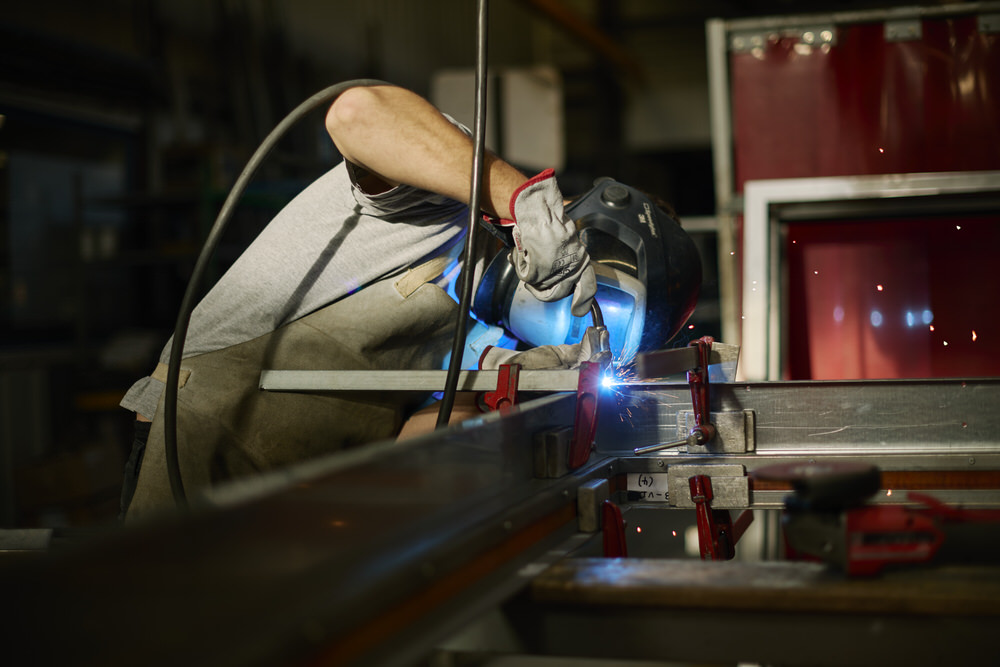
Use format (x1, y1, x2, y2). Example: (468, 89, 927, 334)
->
(690, 474, 753, 560)
(482, 363, 520, 412)
(568, 361, 601, 469)
(687, 336, 717, 445)
(602, 499, 628, 558)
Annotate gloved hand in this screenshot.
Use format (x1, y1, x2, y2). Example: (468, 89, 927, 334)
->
(479, 326, 611, 370)
(508, 169, 596, 317)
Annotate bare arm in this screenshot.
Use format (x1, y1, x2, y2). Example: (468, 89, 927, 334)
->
(325, 85, 525, 219)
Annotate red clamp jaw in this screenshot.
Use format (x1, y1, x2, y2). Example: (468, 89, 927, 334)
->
(482, 363, 520, 412)
(689, 474, 754, 560)
(687, 336, 717, 446)
(568, 361, 602, 470)
(601, 499, 628, 558)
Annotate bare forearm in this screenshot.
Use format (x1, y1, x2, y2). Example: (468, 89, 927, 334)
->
(325, 85, 525, 218)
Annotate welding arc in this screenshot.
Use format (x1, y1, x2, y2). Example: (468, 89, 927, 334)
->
(436, 0, 490, 428)
(162, 79, 390, 509)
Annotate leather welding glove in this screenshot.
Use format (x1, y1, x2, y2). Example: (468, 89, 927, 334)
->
(479, 326, 611, 370)
(508, 169, 596, 317)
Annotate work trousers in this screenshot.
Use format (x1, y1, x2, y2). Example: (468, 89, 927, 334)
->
(123, 273, 458, 523)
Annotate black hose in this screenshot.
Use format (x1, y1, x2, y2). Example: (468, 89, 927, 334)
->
(162, 79, 389, 509)
(436, 0, 489, 428)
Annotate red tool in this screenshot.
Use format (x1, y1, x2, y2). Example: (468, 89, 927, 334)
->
(602, 499, 628, 558)
(686, 336, 716, 445)
(568, 361, 601, 470)
(480, 359, 602, 471)
(757, 462, 1000, 576)
(482, 363, 520, 412)
(689, 474, 754, 560)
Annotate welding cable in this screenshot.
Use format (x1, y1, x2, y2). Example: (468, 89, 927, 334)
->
(436, 0, 490, 428)
(162, 79, 389, 509)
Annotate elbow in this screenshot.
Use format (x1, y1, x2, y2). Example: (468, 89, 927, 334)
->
(325, 85, 388, 139)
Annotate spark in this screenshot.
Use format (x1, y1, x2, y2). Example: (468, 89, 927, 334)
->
(876, 284, 883, 292)
(972, 330, 978, 342)
(636, 526, 643, 534)
(687, 324, 695, 330)
(886, 489, 893, 497)
(672, 530, 678, 537)
(929, 325, 935, 332)
(956, 225, 962, 230)
(944, 341, 949, 346)
(878, 147, 884, 153)
(814, 270, 819, 275)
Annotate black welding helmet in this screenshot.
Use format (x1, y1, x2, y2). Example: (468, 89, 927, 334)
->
(473, 177, 702, 364)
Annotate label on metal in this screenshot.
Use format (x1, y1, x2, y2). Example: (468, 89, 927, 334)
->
(627, 472, 669, 502)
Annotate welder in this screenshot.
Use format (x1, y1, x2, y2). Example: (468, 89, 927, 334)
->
(119, 83, 700, 522)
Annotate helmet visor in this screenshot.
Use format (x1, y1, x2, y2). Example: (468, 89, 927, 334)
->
(505, 265, 646, 365)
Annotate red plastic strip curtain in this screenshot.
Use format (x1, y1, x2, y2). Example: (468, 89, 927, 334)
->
(731, 17, 1000, 189)
(785, 215, 1000, 380)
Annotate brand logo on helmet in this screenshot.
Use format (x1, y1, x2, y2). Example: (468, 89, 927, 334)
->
(638, 202, 658, 238)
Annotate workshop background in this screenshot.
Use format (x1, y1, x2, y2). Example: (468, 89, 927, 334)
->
(0, 0, 982, 528)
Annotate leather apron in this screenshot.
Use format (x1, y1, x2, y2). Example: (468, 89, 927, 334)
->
(126, 269, 458, 522)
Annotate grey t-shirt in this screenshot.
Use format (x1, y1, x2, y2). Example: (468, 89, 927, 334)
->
(121, 160, 469, 420)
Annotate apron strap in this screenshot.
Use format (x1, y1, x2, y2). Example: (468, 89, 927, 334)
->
(394, 254, 453, 298)
(151, 362, 191, 388)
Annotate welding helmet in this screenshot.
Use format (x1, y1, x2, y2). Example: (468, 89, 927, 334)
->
(473, 177, 702, 364)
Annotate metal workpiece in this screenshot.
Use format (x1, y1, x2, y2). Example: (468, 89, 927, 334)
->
(260, 368, 584, 393)
(597, 378, 1000, 458)
(605, 378, 1000, 511)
